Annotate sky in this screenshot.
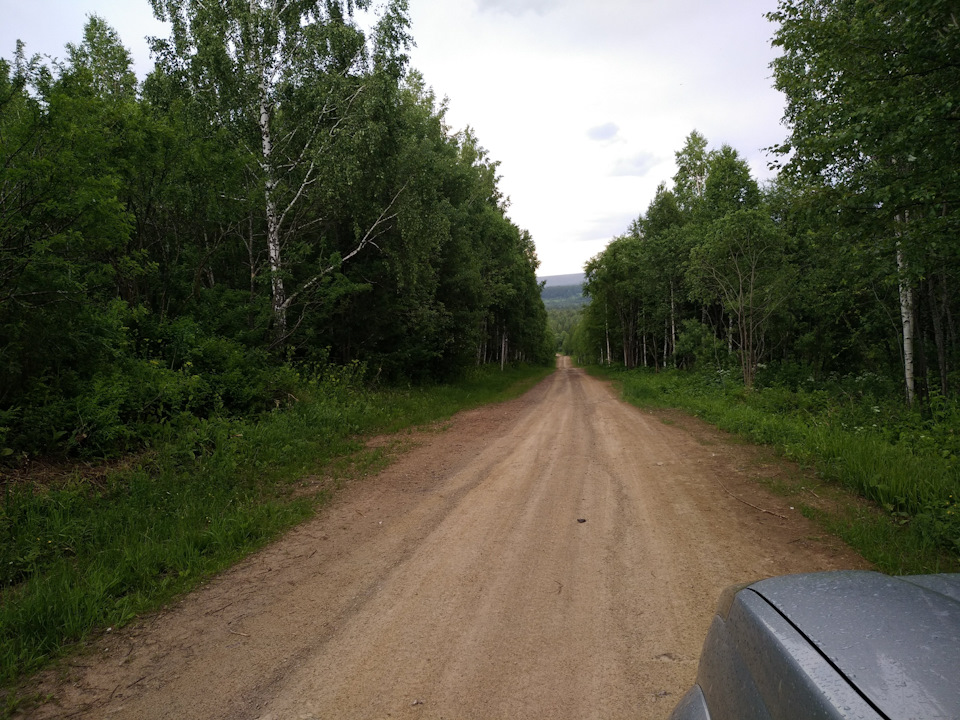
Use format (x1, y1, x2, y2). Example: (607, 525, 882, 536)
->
(0, 0, 788, 277)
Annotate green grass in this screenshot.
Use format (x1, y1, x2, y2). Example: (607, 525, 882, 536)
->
(0, 362, 552, 692)
(591, 365, 960, 575)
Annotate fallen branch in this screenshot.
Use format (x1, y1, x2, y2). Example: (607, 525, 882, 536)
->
(717, 479, 788, 520)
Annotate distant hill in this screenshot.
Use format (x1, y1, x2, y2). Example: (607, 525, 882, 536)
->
(539, 273, 586, 288)
(538, 273, 588, 309)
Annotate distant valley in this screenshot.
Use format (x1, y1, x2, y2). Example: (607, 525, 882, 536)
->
(538, 273, 588, 309)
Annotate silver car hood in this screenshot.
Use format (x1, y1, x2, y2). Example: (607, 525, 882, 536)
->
(749, 571, 960, 720)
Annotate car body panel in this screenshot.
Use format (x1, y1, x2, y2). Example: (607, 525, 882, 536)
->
(899, 573, 960, 604)
(669, 571, 960, 720)
(695, 587, 879, 720)
(669, 685, 712, 720)
(750, 571, 960, 719)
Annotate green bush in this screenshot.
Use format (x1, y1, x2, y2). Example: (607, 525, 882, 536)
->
(1, 309, 312, 458)
(675, 319, 729, 370)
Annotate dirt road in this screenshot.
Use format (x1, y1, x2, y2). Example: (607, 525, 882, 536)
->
(26, 358, 867, 719)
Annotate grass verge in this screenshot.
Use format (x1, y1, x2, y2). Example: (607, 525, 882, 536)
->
(590, 365, 960, 576)
(0, 363, 552, 696)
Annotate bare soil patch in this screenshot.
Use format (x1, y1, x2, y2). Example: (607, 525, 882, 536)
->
(16, 358, 868, 719)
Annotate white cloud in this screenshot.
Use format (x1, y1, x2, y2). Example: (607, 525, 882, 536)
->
(1, 0, 167, 77)
(611, 152, 659, 178)
(582, 212, 640, 242)
(475, 0, 564, 16)
(587, 122, 620, 142)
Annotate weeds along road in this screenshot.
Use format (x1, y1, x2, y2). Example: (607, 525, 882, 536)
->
(26, 357, 867, 720)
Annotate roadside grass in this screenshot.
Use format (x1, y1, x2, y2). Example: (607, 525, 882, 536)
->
(0, 363, 552, 695)
(590, 365, 960, 576)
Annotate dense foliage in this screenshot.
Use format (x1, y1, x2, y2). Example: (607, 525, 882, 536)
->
(575, 0, 960, 409)
(0, 3, 551, 459)
(547, 308, 582, 356)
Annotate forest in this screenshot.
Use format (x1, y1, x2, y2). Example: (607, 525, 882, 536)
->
(570, 0, 958, 406)
(1, 0, 958, 693)
(0, 0, 552, 460)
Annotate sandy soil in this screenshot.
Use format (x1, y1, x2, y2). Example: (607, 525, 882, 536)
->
(21, 358, 868, 719)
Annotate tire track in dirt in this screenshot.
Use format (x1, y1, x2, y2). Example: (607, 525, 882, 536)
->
(22, 357, 868, 719)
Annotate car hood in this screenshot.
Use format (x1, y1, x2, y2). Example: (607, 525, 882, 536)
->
(749, 571, 960, 720)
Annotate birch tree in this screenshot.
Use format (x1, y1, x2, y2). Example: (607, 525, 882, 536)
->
(769, 0, 960, 404)
(672, 130, 710, 216)
(687, 210, 796, 388)
(148, 0, 410, 340)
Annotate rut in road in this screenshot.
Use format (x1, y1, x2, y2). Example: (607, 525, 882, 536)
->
(25, 357, 867, 720)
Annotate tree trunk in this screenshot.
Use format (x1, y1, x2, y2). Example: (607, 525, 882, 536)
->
(946, 276, 958, 352)
(258, 80, 286, 338)
(663, 317, 669, 368)
(929, 272, 949, 396)
(739, 310, 755, 389)
(500, 330, 508, 371)
(897, 245, 916, 406)
(651, 331, 660, 372)
(605, 315, 611, 367)
(246, 213, 258, 331)
(670, 285, 677, 367)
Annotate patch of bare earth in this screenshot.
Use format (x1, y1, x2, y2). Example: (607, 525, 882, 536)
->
(17, 357, 868, 720)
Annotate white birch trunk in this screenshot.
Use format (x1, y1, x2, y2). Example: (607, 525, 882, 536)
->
(258, 72, 286, 336)
(663, 318, 669, 368)
(897, 246, 916, 406)
(605, 319, 612, 367)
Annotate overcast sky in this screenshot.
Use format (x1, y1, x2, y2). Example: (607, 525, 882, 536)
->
(1, 0, 787, 277)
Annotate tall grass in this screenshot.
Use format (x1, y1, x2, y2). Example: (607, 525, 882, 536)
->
(0, 363, 552, 688)
(597, 366, 960, 572)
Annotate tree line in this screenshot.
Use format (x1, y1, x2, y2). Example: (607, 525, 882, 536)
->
(572, 0, 958, 407)
(0, 1, 551, 458)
